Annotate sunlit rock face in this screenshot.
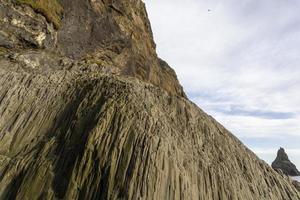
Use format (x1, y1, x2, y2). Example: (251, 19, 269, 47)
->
(0, 0, 300, 199)
(272, 148, 300, 176)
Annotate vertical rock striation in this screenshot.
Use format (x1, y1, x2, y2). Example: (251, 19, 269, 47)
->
(0, 0, 299, 199)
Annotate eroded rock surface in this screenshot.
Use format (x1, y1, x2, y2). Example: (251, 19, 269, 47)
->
(0, 57, 300, 200)
(293, 181, 300, 192)
(272, 148, 300, 176)
(0, 0, 185, 97)
(0, 0, 300, 200)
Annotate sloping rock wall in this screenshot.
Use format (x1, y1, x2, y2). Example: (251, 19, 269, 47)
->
(0, 0, 299, 199)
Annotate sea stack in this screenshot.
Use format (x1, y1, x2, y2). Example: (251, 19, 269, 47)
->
(0, 0, 299, 199)
(272, 148, 300, 176)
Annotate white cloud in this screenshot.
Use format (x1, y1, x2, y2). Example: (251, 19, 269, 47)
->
(145, 0, 300, 166)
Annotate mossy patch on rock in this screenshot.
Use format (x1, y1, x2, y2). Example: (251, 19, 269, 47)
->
(15, 0, 63, 29)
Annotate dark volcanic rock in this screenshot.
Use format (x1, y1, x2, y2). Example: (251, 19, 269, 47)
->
(0, 0, 299, 199)
(272, 148, 300, 176)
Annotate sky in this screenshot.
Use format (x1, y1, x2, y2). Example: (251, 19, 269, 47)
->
(144, 0, 300, 168)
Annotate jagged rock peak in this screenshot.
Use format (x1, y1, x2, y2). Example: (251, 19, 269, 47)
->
(272, 147, 300, 176)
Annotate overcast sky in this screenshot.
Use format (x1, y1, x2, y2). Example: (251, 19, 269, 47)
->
(144, 0, 300, 168)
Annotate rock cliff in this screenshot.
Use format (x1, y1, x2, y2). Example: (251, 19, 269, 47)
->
(0, 0, 300, 199)
(0, 0, 185, 97)
(272, 148, 300, 176)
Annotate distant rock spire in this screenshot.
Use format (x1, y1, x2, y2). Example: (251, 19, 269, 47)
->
(272, 148, 300, 176)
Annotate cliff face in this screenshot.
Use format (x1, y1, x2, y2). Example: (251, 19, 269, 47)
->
(0, 0, 300, 200)
(272, 148, 300, 176)
(0, 0, 185, 97)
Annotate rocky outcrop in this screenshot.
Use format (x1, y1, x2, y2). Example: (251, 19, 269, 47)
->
(272, 148, 300, 176)
(0, 0, 185, 97)
(0, 0, 299, 200)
